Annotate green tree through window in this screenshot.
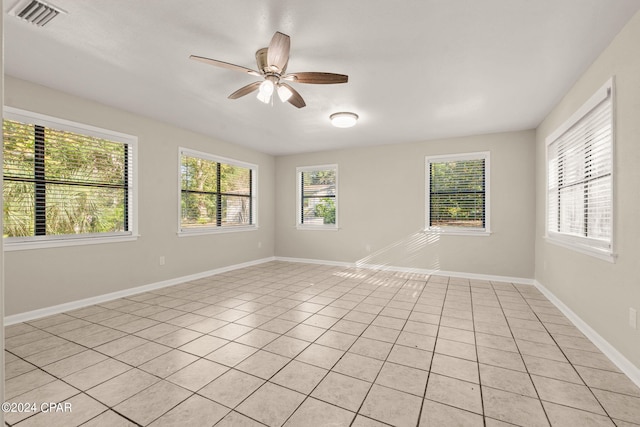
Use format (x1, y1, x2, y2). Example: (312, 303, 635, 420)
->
(3, 118, 132, 239)
(180, 150, 255, 230)
(427, 153, 488, 231)
(298, 166, 337, 227)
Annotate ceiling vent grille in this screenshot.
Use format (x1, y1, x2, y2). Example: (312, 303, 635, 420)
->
(13, 0, 66, 27)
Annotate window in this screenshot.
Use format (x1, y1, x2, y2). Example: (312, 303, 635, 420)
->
(3, 107, 137, 249)
(179, 148, 257, 234)
(425, 152, 490, 234)
(546, 78, 614, 261)
(296, 165, 338, 229)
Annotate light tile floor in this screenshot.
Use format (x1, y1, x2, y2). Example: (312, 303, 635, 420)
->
(4, 261, 640, 426)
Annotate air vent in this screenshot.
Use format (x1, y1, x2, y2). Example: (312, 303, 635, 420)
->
(13, 0, 66, 27)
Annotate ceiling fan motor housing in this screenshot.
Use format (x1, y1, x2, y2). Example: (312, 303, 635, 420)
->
(256, 47, 285, 75)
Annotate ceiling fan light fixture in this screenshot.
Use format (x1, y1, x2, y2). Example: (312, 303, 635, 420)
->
(256, 90, 271, 104)
(190, 31, 348, 109)
(277, 84, 293, 102)
(259, 79, 274, 96)
(330, 112, 359, 128)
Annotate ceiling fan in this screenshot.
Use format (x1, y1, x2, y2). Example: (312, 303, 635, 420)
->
(190, 31, 348, 109)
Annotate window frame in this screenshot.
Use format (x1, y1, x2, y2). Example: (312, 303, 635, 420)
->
(425, 151, 491, 236)
(545, 78, 615, 262)
(296, 164, 339, 230)
(178, 147, 258, 236)
(3, 107, 138, 251)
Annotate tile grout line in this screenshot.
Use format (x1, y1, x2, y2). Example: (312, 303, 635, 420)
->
(513, 284, 616, 423)
(278, 269, 387, 426)
(413, 274, 448, 427)
(345, 272, 422, 426)
(490, 280, 554, 426)
(468, 278, 488, 427)
(209, 265, 385, 426)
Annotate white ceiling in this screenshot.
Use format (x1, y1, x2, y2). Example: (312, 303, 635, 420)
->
(4, 0, 639, 155)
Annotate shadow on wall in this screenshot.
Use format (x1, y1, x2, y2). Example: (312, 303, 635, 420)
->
(354, 230, 441, 272)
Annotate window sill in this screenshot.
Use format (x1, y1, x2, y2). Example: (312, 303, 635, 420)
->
(4, 234, 139, 251)
(178, 225, 258, 237)
(296, 225, 340, 231)
(544, 236, 616, 263)
(424, 228, 491, 237)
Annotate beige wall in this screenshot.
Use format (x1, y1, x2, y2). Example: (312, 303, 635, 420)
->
(3, 77, 276, 316)
(275, 130, 536, 279)
(535, 12, 640, 369)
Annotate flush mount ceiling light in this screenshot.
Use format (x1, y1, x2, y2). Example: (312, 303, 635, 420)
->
(330, 112, 359, 128)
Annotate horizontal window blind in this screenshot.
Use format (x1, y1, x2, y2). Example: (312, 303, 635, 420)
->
(547, 84, 612, 251)
(180, 151, 255, 230)
(3, 118, 133, 239)
(428, 156, 487, 230)
(299, 167, 337, 226)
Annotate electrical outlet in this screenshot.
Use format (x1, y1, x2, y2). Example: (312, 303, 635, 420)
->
(365, 245, 371, 252)
(630, 308, 637, 329)
(159, 256, 165, 266)
(258, 241, 262, 248)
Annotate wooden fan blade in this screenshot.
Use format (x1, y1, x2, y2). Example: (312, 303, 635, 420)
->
(280, 83, 306, 108)
(282, 72, 348, 84)
(228, 81, 262, 99)
(190, 55, 261, 76)
(267, 32, 290, 73)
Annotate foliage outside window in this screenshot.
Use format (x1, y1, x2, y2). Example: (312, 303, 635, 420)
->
(426, 152, 490, 233)
(297, 165, 337, 229)
(3, 108, 136, 248)
(180, 148, 257, 233)
(546, 79, 614, 261)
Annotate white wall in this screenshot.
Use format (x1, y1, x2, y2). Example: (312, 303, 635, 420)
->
(3, 76, 276, 316)
(535, 11, 640, 370)
(275, 130, 536, 279)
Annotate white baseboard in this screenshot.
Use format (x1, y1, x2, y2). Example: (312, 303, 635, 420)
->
(533, 280, 640, 388)
(4, 256, 276, 326)
(275, 256, 535, 285)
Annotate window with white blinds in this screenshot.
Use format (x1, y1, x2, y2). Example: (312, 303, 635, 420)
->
(546, 79, 614, 260)
(3, 107, 137, 249)
(425, 152, 490, 234)
(179, 148, 257, 234)
(296, 165, 338, 229)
